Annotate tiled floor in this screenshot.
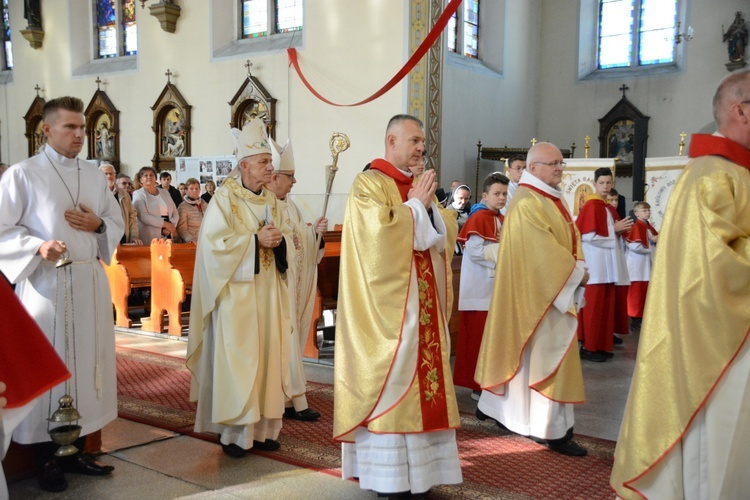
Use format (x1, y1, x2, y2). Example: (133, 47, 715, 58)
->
(8, 330, 638, 498)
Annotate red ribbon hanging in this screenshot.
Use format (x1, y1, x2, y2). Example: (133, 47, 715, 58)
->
(287, 0, 464, 107)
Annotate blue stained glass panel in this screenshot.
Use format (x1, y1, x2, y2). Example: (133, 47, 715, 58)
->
(97, 0, 117, 58)
(122, 0, 137, 56)
(2, 0, 11, 69)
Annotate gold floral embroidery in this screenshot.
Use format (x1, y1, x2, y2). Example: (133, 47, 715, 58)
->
(415, 252, 444, 406)
(260, 247, 274, 270)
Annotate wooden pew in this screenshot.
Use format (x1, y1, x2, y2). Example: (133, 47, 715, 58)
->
(304, 230, 341, 359)
(101, 244, 151, 328)
(303, 232, 461, 359)
(141, 240, 196, 337)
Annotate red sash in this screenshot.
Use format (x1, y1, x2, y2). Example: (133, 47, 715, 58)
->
(689, 134, 750, 171)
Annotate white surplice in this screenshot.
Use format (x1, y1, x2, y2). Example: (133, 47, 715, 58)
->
(279, 197, 324, 411)
(0, 145, 123, 444)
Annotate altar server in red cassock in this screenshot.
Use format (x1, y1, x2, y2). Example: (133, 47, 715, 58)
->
(453, 173, 508, 395)
(575, 168, 632, 362)
(625, 201, 658, 330)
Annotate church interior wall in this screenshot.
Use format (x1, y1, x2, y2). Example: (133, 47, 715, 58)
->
(1, 0, 746, 222)
(535, 0, 744, 160)
(440, 0, 542, 196)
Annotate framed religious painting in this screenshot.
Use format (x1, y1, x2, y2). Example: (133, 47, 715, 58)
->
(228, 61, 277, 140)
(23, 93, 46, 157)
(85, 84, 121, 170)
(151, 72, 191, 171)
(598, 87, 650, 201)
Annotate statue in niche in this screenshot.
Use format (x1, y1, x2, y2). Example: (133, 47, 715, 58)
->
(24, 0, 42, 28)
(33, 120, 46, 154)
(162, 108, 185, 157)
(242, 101, 268, 126)
(606, 119, 635, 165)
(723, 12, 748, 63)
(94, 118, 115, 159)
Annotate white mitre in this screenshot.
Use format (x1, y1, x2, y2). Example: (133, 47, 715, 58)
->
(270, 137, 295, 172)
(228, 118, 272, 178)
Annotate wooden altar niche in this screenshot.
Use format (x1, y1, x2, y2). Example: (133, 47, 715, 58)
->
(23, 94, 46, 158)
(85, 86, 121, 170)
(151, 75, 191, 171)
(228, 69, 277, 140)
(474, 142, 572, 203)
(598, 91, 650, 201)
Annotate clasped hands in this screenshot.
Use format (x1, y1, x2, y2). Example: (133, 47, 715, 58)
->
(259, 222, 283, 249)
(407, 168, 438, 209)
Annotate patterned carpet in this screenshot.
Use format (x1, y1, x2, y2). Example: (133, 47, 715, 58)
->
(116, 346, 616, 499)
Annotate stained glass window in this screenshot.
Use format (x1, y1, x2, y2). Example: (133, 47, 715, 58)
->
(242, 0, 268, 38)
(122, 0, 137, 56)
(447, 12, 457, 53)
(242, 0, 303, 39)
(97, 0, 117, 58)
(463, 0, 479, 58)
(276, 0, 302, 33)
(598, 0, 677, 70)
(446, 1, 479, 59)
(95, 0, 137, 58)
(1, 0, 11, 70)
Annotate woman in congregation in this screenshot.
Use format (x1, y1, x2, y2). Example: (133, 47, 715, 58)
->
(201, 180, 216, 204)
(177, 177, 208, 243)
(132, 166, 179, 244)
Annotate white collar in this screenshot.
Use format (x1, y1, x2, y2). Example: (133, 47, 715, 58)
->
(519, 169, 562, 199)
(44, 144, 79, 167)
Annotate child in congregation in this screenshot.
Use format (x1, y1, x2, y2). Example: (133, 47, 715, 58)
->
(453, 173, 509, 400)
(625, 201, 659, 332)
(607, 188, 630, 342)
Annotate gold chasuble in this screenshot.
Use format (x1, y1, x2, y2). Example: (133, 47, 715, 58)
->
(475, 183, 585, 403)
(187, 177, 292, 427)
(611, 135, 750, 499)
(333, 159, 459, 442)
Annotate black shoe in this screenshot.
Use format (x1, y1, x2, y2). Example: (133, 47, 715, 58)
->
(62, 453, 114, 476)
(548, 438, 588, 457)
(580, 348, 607, 362)
(284, 407, 321, 421)
(253, 439, 281, 452)
(613, 335, 624, 345)
(221, 443, 249, 458)
(38, 459, 68, 492)
(476, 408, 509, 431)
(597, 350, 614, 359)
(630, 317, 642, 332)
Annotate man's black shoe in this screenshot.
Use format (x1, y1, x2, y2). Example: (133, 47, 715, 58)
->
(253, 439, 281, 452)
(548, 438, 588, 457)
(38, 459, 68, 492)
(613, 335, 624, 345)
(62, 453, 114, 476)
(221, 443, 249, 458)
(580, 348, 607, 362)
(476, 408, 509, 432)
(284, 407, 321, 421)
(597, 350, 614, 359)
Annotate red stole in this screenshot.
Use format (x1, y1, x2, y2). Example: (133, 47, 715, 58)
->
(521, 183, 579, 258)
(689, 134, 750, 171)
(0, 278, 70, 408)
(626, 218, 658, 248)
(576, 196, 611, 237)
(457, 208, 503, 244)
(369, 157, 450, 430)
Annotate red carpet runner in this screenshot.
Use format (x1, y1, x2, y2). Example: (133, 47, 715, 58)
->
(116, 346, 616, 499)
